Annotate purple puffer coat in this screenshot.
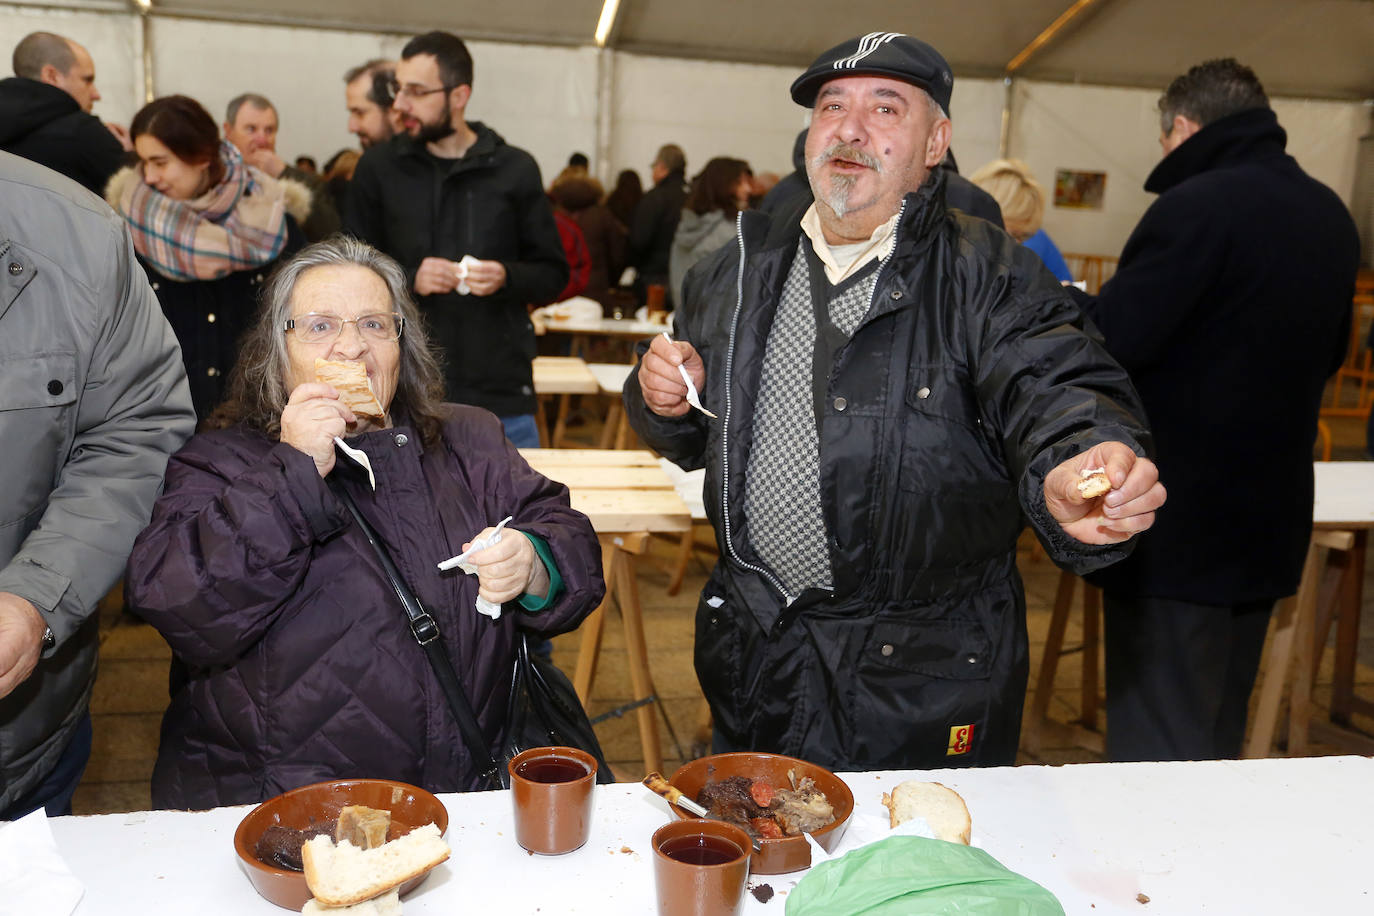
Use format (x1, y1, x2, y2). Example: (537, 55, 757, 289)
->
(126, 406, 603, 809)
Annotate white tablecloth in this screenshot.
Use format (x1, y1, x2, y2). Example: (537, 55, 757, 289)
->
(47, 756, 1374, 914)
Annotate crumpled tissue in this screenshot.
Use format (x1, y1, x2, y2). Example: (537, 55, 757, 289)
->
(0, 808, 84, 916)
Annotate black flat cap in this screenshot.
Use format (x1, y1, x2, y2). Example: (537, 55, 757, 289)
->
(790, 31, 953, 115)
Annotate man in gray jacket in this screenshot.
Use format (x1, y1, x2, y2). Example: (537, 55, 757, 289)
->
(0, 152, 195, 818)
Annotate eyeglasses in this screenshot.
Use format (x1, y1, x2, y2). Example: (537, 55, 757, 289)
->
(388, 80, 452, 101)
(284, 312, 405, 344)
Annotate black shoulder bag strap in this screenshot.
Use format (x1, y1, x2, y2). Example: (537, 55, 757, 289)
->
(327, 477, 507, 790)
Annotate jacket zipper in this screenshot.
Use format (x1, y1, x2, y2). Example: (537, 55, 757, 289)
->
(867, 199, 906, 317)
(718, 200, 909, 608)
(720, 212, 793, 604)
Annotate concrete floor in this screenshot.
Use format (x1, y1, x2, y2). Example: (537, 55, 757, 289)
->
(72, 412, 1374, 814)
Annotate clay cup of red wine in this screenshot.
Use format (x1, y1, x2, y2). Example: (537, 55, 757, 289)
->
(508, 746, 598, 854)
(651, 818, 751, 916)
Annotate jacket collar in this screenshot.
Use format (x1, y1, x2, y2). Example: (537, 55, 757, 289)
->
(1145, 107, 1287, 194)
(397, 120, 502, 172)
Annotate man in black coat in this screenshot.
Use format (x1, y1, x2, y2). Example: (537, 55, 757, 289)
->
(1075, 59, 1359, 762)
(0, 32, 127, 195)
(627, 144, 688, 307)
(345, 31, 567, 447)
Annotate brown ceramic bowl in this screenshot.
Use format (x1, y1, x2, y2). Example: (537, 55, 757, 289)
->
(667, 752, 854, 874)
(233, 778, 449, 910)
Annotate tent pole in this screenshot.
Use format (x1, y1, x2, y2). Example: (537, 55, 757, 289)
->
(139, 6, 154, 103)
(595, 48, 616, 188)
(1005, 0, 1103, 75)
(998, 76, 1014, 158)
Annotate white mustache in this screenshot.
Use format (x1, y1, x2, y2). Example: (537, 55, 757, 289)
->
(813, 142, 882, 172)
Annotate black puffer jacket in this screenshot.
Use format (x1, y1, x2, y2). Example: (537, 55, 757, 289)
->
(345, 124, 568, 416)
(625, 173, 1150, 770)
(126, 409, 604, 808)
(0, 77, 124, 194)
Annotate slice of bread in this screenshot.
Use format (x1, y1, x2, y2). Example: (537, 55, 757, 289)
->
(1076, 466, 1112, 499)
(301, 888, 401, 915)
(302, 822, 449, 908)
(880, 781, 972, 845)
(314, 357, 385, 420)
(336, 805, 391, 850)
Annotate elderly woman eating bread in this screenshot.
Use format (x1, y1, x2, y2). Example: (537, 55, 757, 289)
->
(126, 237, 604, 809)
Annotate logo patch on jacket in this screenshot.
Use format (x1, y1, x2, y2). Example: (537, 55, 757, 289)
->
(947, 724, 974, 755)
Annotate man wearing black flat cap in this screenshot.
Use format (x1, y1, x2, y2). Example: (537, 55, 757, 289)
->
(624, 32, 1166, 772)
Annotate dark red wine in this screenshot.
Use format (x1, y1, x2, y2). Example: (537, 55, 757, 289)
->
(659, 834, 742, 866)
(516, 756, 589, 783)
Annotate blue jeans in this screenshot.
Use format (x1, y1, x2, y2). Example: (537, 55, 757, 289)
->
(1, 712, 92, 820)
(500, 414, 541, 448)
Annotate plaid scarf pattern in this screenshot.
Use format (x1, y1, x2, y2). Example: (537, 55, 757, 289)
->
(120, 141, 288, 281)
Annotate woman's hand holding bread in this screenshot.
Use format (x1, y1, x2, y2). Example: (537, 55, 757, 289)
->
(282, 382, 356, 478)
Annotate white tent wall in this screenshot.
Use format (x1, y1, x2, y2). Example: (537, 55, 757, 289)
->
(609, 53, 804, 189)
(2, 4, 1367, 259)
(1012, 79, 1368, 257)
(146, 17, 600, 184)
(0, 4, 143, 130)
(946, 77, 1006, 186)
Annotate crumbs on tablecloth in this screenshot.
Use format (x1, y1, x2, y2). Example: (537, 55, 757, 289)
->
(1137, 893, 1150, 904)
(620, 846, 634, 854)
(750, 883, 775, 903)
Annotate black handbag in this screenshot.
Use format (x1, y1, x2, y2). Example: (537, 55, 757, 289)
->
(503, 631, 614, 786)
(329, 479, 612, 790)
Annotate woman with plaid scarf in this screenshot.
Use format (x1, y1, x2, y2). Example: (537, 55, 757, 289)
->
(106, 95, 311, 418)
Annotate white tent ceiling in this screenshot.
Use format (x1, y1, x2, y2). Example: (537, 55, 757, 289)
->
(53, 0, 1374, 100)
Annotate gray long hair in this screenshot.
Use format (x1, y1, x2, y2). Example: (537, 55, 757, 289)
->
(208, 236, 449, 447)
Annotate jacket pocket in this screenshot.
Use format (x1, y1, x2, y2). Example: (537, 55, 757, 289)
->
(898, 365, 1002, 493)
(693, 582, 743, 736)
(846, 613, 995, 766)
(0, 352, 76, 526)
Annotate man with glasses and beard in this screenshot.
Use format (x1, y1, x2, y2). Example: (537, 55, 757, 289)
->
(345, 31, 566, 448)
(624, 32, 1166, 772)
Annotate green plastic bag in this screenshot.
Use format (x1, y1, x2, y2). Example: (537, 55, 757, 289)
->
(785, 836, 1065, 916)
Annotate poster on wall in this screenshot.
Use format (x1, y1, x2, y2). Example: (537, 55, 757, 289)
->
(1053, 170, 1107, 210)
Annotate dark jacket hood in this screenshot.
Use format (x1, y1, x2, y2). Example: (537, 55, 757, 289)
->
(790, 129, 808, 172)
(1145, 107, 1287, 194)
(0, 77, 80, 145)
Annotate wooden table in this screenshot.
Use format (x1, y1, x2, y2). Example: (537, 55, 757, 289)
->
(531, 356, 599, 447)
(1247, 461, 1374, 757)
(541, 316, 665, 360)
(521, 449, 691, 774)
(588, 362, 635, 449)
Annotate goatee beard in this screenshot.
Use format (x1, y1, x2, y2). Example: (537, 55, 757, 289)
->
(820, 174, 857, 218)
(806, 141, 882, 220)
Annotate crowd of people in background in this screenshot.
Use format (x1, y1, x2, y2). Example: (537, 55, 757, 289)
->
(0, 22, 1364, 822)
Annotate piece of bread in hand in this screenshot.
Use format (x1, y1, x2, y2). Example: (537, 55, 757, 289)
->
(881, 781, 972, 845)
(302, 822, 448, 908)
(336, 805, 391, 851)
(301, 888, 400, 915)
(1076, 466, 1112, 499)
(314, 357, 385, 420)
